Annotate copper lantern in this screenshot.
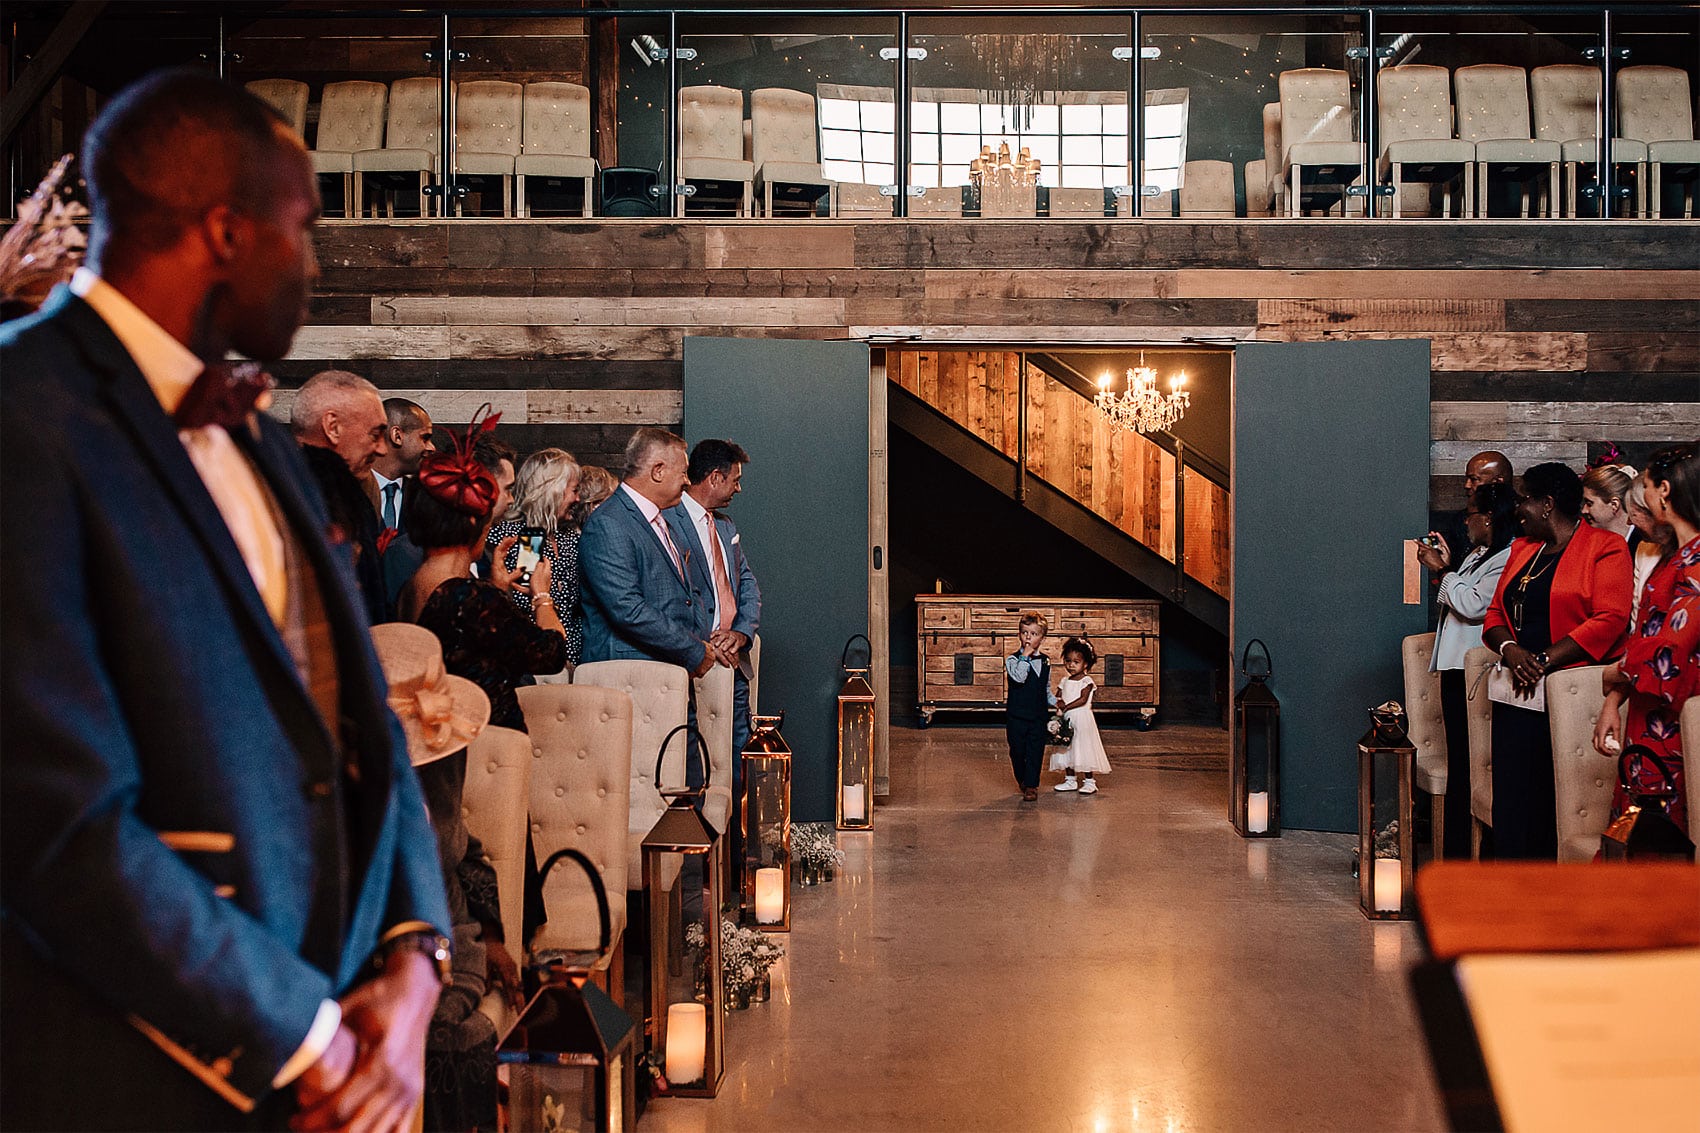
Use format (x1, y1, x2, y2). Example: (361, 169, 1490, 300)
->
(836, 634, 875, 830)
(1358, 703, 1416, 920)
(1231, 639, 1281, 838)
(740, 713, 792, 931)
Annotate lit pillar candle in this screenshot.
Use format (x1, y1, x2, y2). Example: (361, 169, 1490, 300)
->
(665, 1003, 706, 1085)
(1246, 791, 1270, 834)
(842, 783, 866, 823)
(1373, 859, 1403, 913)
(754, 868, 784, 924)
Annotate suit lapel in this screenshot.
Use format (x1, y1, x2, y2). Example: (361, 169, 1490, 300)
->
(67, 298, 323, 735)
(618, 490, 690, 593)
(669, 505, 713, 595)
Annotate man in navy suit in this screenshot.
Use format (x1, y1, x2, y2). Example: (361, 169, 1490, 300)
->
(1, 70, 448, 1130)
(668, 439, 763, 754)
(579, 428, 718, 678)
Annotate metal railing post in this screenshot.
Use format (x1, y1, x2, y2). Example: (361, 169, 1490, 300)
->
(665, 9, 679, 215)
(1129, 10, 1142, 219)
(895, 12, 911, 219)
(1173, 438, 1187, 601)
(1600, 7, 1617, 219)
(1360, 6, 1376, 218)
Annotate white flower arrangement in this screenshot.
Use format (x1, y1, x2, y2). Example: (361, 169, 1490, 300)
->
(792, 823, 845, 871)
(686, 917, 786, 999)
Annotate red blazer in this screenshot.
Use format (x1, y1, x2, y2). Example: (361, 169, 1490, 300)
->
(1484, 523, 1633, 663)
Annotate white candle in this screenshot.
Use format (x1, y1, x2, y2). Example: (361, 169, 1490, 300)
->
(1246, 791, 1270, 834)
(1373, 859, 1403, 913)
(754, 867, 784, 924)
(665, 1003, 706, 1085)
(842, 783, 866, 823)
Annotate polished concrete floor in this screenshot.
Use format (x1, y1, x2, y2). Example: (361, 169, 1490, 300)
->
(644, 724, 1448, 1133)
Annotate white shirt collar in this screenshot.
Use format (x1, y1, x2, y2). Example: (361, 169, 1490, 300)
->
(679, 490, 712, 530)
(620, 482, 664, 525)
(71, 268, 203, 416)
(373, 469, 403, 494)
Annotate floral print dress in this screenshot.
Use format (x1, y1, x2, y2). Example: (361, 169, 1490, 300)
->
(1613, 534, 1700, 834)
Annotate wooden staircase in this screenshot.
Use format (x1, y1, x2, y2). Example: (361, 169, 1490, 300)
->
(888, 348, 1230, 635)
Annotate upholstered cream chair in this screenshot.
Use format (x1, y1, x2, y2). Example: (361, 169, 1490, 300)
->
(1178, 160, 1236, 218)
(677, 85, 753, 217)
(1402, 634, 1449, 862)
(1377, 65, 1475, 218)
(1257, 101, 1283, 214)
(831, 182, 893, 218)
(1113, 164, 1172, 218)
(1463, 646, 1497, 858)
(518, 683, 633, 1005)
(459, 724, 532, 1033)
(1453, 64, 1559, 219)
(246, 79, 309, 139)
(515, 81, 596, 218)
(1617, 65, 1700, 219)
(1278, 68, 1363, 216)
(353, 76, 446, 218)
(1683, 698, 1700, 827)
(309, 80, 386, 218)
(1047, 187, 1107, 218)
(1243, 159, 1273, 217)
(751, 88, 828, 217)
(1545, 665, 1615, 863)
(453, 80, 522, 217)
(571, 660, 690, 893)
(1532, 64, 1648, 217)
(694, 665, 736, 839)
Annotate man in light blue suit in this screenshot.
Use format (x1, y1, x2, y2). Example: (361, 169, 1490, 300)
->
(667, 439, 762, 755)
(579, 427, 718, 679)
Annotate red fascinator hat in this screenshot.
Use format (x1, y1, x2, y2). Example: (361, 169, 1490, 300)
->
(417, 403, 502, 520)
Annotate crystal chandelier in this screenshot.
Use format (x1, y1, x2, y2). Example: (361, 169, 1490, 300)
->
(974, 34, 1076, 123)
(1094, 354, 1190, 435)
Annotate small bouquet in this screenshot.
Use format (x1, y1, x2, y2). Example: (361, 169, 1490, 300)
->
(1046, 706, 1074, 747)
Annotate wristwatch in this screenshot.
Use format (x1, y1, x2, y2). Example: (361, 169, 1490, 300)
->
(374, 931, 453, 985)
(1535, 651, 1552, 671)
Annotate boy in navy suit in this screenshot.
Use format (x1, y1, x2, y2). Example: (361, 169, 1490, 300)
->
(1006, 612, 1055, 802)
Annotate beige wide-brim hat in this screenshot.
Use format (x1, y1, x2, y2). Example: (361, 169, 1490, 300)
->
(371, 623, 491, 767)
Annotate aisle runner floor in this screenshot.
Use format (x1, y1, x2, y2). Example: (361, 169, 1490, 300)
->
(642, 724, 1446, 1132)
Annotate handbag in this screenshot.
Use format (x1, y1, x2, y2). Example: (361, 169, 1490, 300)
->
(1484, 661, 1546, 712)
(1600, 746, 1696, 861)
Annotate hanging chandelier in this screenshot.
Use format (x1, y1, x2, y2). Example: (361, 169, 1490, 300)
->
(974, 34, 1076, 122)
(1094, 354, 1190, 435)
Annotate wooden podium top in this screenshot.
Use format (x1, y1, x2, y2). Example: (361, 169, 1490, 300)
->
(1416, 861, 1700, 960)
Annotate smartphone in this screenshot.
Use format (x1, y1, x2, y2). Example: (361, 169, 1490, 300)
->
(1418, 534, 1442, 549)
(515, 527, 547, 586)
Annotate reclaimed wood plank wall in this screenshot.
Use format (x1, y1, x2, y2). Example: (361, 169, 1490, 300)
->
(280, 220, 1700, 504)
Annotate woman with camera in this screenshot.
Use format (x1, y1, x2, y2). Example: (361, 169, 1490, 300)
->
(486, 448, 585, 669)
(1417, 480, 1519, 859)
(1480, 463, 1633, 859)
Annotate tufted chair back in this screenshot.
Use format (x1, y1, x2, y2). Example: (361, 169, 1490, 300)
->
(518, 684, 633, 954)
(1278, 68, 1355, 161)
(1462, 646, 1497, 853)
(1684, 699, 1700, 829)
(1260, 102, 1283, 191)
(456, 80, 523, 161)
(315, 80, 387, 154)
(523, 81, 592, 157)
(385, 76, 445, 153)
(1545, 665, 1614, 862)
(1454, 65, 1533, 143)
(572, 659, 690, 889)
(751, 88, 819, 168)
(1178, 159, 1236, 217)
(246, 79, 309, 138)
(1401, 634, 1448, 794)
(1377, 65, 1456, 152)
(1617, 66, 1695, 143)
(459, 724, 532, 1033)
(694, 664, 736, 837)
(1531, 64, 1600, 144)
(679, 85, 746, 162)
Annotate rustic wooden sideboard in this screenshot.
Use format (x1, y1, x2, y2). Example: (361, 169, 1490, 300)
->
(914, 595, 1160, 726)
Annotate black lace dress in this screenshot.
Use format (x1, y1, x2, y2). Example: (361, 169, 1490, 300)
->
(416, 576, 569, 731)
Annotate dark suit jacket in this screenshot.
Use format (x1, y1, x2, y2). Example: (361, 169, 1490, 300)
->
(299, 443, 389, 625)
(0, 290, 450, 1129)
(578, 487, 707, 670)
(667, 501, 761, 646)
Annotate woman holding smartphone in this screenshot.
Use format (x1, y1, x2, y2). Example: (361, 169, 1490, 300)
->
(487, 448, 585, 669)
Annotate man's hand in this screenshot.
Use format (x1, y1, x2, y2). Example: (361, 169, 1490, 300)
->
(709, 629, 748, 656)
(489, 535, 520, 592)
(692, 646, 718, 678)
(291, 950, 440, 1133)
(487, 939, 525, 1016)
(293, 1024, 357, 1111)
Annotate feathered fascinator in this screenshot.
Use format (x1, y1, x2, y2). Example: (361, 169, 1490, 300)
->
(417, 403, 502, 519)
(1589, 442, 1624, 469)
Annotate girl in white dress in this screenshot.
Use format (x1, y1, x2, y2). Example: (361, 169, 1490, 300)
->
(1051, 637, 1111, 795)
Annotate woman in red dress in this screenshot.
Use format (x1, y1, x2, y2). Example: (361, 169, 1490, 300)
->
(1595, 444, 1700, 835)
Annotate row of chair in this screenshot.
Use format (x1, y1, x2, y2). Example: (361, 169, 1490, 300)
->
(1265, 63, 1700, 219)
(1403, 634, 1700, 864)
(454, 643, 759, 1033)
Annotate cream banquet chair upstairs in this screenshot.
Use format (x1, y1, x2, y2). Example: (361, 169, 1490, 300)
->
(1617, 65, 1700, 219)
(518, 683, 634, 1005)
(1545, 665, 1615, 863)
(1453, 64, 1559, 219)
(1463, 646, 1498, 858)
(751, 87, 828, 217)
(1402, 633, 1449, 861)
(244, 79, 309, 140)
(1279, 68, 1363, 216)
(1377, 64, 1476, 218)
(459, 724, 533, 1034)
(454, 80, 523, 217)
(308, 80, 386, 218)
(515, 81, 597, 218)
(1532, 64, 1649, 217)
(1178, 159, 1237, 218)
(677, 85, 754, 217)
(353, 76, 447, 218)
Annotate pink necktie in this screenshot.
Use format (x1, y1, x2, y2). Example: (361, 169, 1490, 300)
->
(652, 515, 685, 579)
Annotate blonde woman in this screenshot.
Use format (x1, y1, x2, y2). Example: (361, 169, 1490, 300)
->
(487, 448, 584, 665)
(572, 464, 618, 526)
(1625, 476, 1675, 629)
(1581, 462, 1638, 544)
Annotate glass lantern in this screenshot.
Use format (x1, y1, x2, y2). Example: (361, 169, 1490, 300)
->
(498, 849, 638, 1133)
(740, 713, 792, 932)
(1231, 639, 1281, 838)
(641, 724, 725, 1098)
(837, 634, 875, 831)
(1358, 703, 1416, 920)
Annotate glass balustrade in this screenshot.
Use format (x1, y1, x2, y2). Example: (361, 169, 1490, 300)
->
(3, 5, 1693, 222)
